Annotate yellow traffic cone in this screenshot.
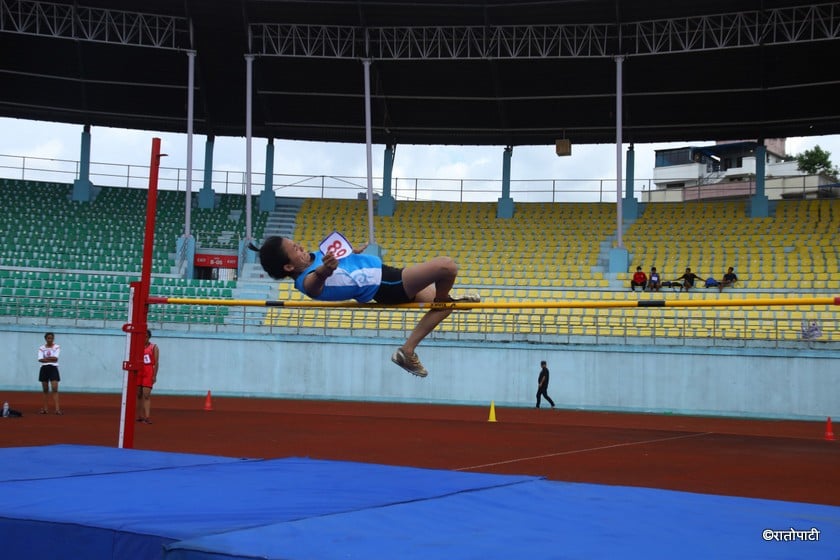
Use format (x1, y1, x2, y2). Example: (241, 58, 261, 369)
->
(487, 401, 497, 422)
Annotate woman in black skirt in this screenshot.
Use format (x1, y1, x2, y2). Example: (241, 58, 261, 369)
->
(38, 332, 62, 415)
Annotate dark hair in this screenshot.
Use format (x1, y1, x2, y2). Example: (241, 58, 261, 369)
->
(540, 360, 547, 366)
(636, 266, 641, 270)
(44, 332, 54, 339)
(248, 236, 293, 279)
(147, 330, 153, 337)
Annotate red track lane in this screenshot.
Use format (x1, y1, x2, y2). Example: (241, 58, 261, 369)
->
(1, 391, 838, 506)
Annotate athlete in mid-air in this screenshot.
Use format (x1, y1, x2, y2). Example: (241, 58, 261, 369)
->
(250, 236, 479, 377)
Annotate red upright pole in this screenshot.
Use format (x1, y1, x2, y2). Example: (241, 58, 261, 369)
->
(119, 138, 162, 448)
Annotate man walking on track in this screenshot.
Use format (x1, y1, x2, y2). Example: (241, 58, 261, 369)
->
(536, 360, 555, 409)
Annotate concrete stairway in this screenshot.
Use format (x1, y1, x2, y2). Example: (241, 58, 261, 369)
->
(233, 198, 304, 320)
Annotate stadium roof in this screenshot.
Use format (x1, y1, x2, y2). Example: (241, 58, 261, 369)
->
(2, 0, 840, 147)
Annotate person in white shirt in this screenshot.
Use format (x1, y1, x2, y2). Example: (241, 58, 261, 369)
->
(647, 267, 661, 292)
(38, 332, 62, 415)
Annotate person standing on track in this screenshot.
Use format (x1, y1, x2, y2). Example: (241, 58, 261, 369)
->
(136, 330, 159, 424)
(536, 360, 555, 409)
(38, 332, 62, 415)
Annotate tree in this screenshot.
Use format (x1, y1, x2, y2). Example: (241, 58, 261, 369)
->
(795, 145, 838, 178)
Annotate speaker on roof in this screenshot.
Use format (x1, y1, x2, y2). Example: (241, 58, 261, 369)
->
(555, 139, 571, 157)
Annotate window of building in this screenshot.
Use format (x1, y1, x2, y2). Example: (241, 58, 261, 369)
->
(655, 148, 693, 167)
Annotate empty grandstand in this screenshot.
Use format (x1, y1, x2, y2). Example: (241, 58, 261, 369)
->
(1, 177, 837, 346)
(253, 196, 838, 347)
(0, 179, 266, 327)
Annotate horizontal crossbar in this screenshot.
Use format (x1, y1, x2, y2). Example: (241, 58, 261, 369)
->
(147, 296, 840, 310)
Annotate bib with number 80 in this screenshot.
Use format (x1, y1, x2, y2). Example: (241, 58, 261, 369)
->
(327, 240, 347, 258)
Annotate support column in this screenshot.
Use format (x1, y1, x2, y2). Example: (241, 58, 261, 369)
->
(183, 49, 196, 237)
(377, 144, 396, 217)
(72, 125, 94, 202)
(259, 138, 276, 212)
(198, 136, 216, 209)
(496, 146, 514, 218)
(244, 54, 254, 242)
(622, 144, 640, 220)
(608, 55, 629, 273)
(176, 234, 196, 279)
(750, 142, 769, 217)
(361, 58, 382, 257)
(177, 50, 197, 279)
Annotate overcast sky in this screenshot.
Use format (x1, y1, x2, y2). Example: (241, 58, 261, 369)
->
(3, 116, 840, 194)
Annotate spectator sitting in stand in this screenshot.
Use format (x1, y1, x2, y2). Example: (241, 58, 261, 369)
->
(647, 267, 661, 292)
(801, 320, 823, 340)
(675, 267, 704, 292)
(630, 266, 648, 292)
(718, 267, 738, 292)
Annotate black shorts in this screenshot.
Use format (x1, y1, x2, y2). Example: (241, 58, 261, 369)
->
(39, 365, 60, 383)
(373, 265, 411, 305)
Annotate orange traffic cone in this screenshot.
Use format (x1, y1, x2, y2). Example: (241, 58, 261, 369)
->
(825, 417, 835, 441)
(487, 401, 497, 423)
(203, 390, 213, 411)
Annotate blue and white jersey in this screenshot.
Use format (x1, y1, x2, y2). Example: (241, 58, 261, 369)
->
(294, 252, 383, 303)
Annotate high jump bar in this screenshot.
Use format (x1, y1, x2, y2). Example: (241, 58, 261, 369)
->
(147, 296, 840, 310)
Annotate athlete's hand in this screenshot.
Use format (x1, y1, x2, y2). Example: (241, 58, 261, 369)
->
(322, 251, 338, 272)
(353, 242, 369, 254)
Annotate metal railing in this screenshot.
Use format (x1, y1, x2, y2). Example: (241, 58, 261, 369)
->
(0, 152, 632, 202)
(10, 152, 835, 204)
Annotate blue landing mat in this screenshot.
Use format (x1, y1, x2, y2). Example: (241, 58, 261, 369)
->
(0, 445, 535, 559)
(1, 445, 838, 559)
(166, 479, 840, 560)
(0, 444, 247, 481)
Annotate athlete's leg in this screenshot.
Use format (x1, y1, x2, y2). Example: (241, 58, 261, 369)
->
(41, 380, 50, 412)
(50, 379, 60, 412)
(388, 258, 456, 376)
(400, 256, 458, 302)
(136, 386, 145, 420)
(140, 386, 152, 420)
(397, 257, 458, 354)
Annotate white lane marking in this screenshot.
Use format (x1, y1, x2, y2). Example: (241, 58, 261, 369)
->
(456, 431, 712, 471)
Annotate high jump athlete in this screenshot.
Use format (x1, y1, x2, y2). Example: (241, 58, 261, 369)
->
(250, 236, 479, 377)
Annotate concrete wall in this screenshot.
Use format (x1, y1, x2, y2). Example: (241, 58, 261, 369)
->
(2, 326, 838, 420)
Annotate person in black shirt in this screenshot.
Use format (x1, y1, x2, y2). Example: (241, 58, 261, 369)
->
(718, 267, 738, 292)
(536, 360, 555, 409)
(676, 267, 704, 292)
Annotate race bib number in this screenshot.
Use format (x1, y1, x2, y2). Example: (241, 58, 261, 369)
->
(319, 231, 353, 260)
(144, 355, 152, 364)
